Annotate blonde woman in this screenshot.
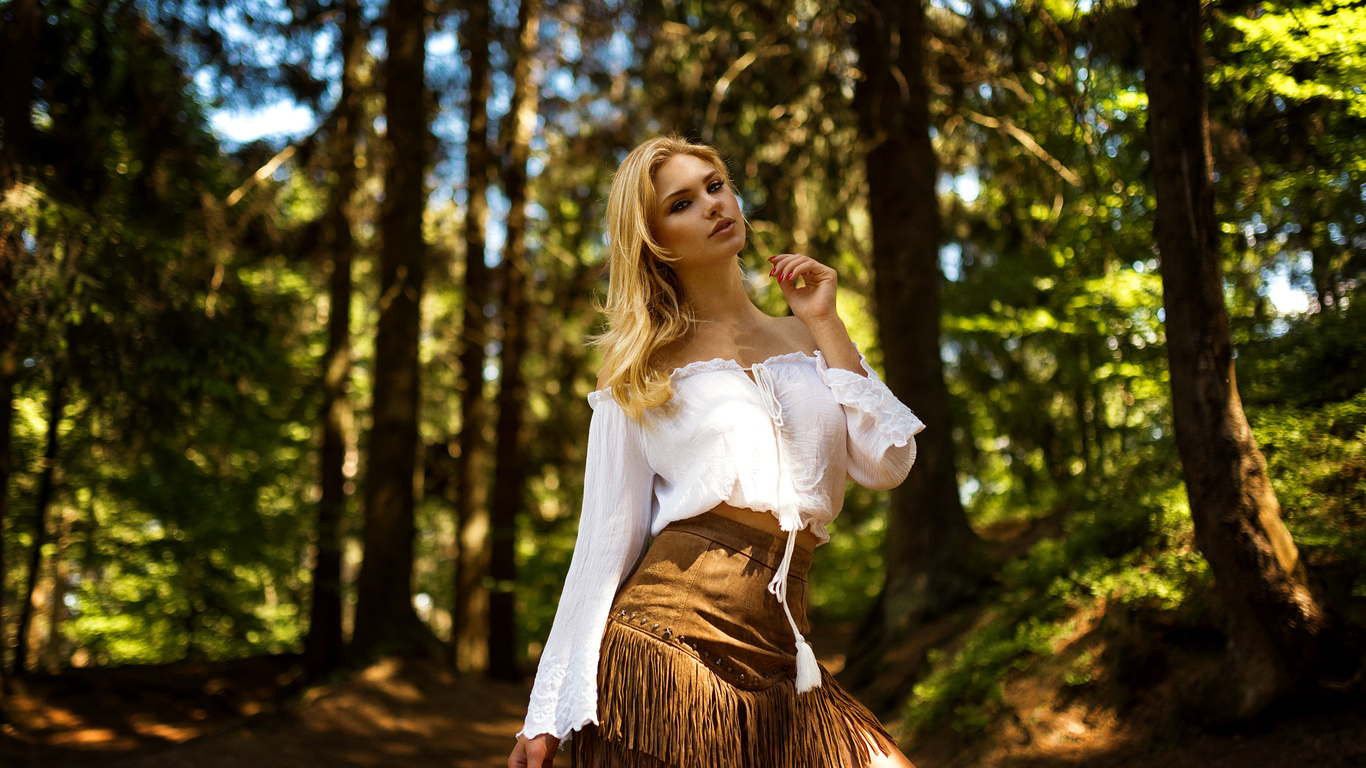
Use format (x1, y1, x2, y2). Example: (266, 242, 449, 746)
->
(509, 136, 923, 768)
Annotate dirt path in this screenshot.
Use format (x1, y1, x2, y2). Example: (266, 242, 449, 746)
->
(109, 661, 530, 768)
(2, 657, 530, 768)
(5, 649, 1366, 768)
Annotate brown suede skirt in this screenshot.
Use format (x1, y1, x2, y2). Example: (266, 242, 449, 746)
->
(571, 512, 896, 768)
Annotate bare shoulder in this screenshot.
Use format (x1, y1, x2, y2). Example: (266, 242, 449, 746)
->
(651, 335, 694, 375)
(596, 368, 611, 391)
(776, 314, 819, 355)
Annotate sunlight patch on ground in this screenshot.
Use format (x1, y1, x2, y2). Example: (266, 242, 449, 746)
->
(128, 714, 202, 743)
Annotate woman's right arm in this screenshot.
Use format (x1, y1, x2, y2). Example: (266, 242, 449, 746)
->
(514, 390, 655, 753)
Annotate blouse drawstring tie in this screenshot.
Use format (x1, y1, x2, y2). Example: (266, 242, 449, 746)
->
(749, 362, 821, 694)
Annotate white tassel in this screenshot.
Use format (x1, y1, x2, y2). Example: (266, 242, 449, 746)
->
(770, 529, 823, 694)
(794, 638, 821, 693)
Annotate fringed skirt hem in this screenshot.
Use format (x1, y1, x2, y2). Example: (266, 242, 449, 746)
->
(570, 512, 897, 768)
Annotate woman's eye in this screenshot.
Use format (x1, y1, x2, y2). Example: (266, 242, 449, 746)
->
(671, 200, 689, 213)
(708, 181, 724, 193)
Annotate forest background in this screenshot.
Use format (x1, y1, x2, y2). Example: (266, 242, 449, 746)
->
(1, 0, 1365, 764)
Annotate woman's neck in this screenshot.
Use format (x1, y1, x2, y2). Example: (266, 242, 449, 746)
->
(675, 259, 765, 327)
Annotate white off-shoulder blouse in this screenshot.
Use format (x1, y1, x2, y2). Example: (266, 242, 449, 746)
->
(519, 349, 926, 740)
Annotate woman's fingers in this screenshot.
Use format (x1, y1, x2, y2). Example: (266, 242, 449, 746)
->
(767, 253, 833, 283)
(510, 735, 559, 768)
(767, 252, 840, 322)
(767, 252, 808, 279)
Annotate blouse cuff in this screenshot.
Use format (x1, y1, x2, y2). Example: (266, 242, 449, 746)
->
(518, 660, 597, 739)
(815, 351, 926, 447)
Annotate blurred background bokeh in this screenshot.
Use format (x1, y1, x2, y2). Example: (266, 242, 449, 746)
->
(0, 0, 1363, 765)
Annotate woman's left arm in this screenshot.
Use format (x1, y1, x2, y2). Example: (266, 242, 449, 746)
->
(768, 252, 864, 373)
(770, 252, 926, 490)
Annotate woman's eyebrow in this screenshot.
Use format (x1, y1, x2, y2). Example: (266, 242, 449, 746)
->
(661, 186, 690, 204)
(660, 171, 719, 205)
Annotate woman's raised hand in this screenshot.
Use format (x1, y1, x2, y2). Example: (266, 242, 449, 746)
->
(509, 733, 560, 768)
(768, 253, 839, 324)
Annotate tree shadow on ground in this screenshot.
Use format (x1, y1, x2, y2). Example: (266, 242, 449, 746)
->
(1, 656, 529, 768)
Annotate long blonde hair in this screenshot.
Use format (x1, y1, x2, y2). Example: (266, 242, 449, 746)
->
(593, 136, 734, 419)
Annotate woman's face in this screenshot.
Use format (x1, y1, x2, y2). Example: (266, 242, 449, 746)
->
(650, 153, 745, 265)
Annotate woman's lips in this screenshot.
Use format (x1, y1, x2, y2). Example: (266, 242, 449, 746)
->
(711, 219, 734, 237)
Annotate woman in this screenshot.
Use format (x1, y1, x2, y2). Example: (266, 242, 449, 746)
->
(509, 136, 923, 768)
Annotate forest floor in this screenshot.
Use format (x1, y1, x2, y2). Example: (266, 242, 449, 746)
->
(3, 630, 1366, 768)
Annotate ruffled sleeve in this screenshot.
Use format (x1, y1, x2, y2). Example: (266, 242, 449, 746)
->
(519, 391, 655, 740)
(815, 351, 926, 491)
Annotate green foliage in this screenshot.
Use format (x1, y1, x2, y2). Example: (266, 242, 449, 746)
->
(929, 0, 1179, 537)
(1241, 296, 1366, 408)
(1210, 0, 1366, 318)
(897, 0, 1366, 732)
(904, 480, 1209, 738)
(808, 505, 888, 622)
(3, 0, 323, 669)
(1224, 2, 1366, 121)
(908, 609, 1070, 736)
(1240, 287, 1366, 597)
(1251, 392, 1366, 584)
(515, 505, 582, 656)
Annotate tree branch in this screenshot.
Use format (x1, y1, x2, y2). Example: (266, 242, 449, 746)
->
(964, 109, 1083, 187)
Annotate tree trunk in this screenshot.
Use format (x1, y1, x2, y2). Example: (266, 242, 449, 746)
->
(350, 0, 437, 662)
(452, 0, 493, 675)
(487, 0, 541, 681)
(843, 0, 984, 706)
(1138, 0, 1326, 720)
(14, 375, 63, 675)
(0, 376, 11, 682)
(0, 0, 39, 194)
(0, 0, 41, 695)
(40, 508, 72, 671)
(305, 0, 363, 681)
